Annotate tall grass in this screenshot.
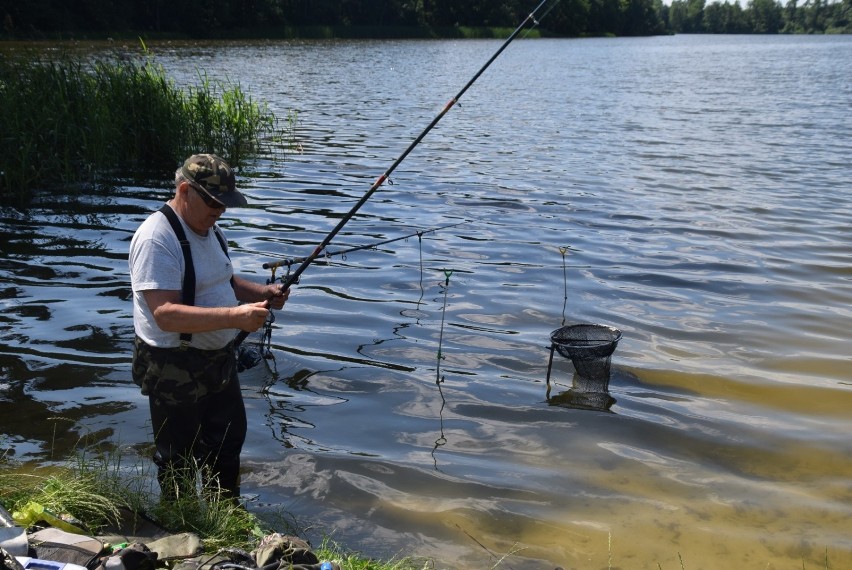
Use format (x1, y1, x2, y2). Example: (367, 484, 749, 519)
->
(0, 450, 426, 569)
(0, 45, 285, 206)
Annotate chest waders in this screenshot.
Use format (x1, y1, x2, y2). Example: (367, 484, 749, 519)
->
(133, 204, 246, 501)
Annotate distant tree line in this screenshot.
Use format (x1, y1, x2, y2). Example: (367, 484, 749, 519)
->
(668, 0, 851, 33)
(1, 0, 850, 39)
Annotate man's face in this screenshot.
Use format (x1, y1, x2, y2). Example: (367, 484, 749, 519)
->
(185, 180, 226, 232)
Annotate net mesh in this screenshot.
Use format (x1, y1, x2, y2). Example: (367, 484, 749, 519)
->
(550, 324, 622, 391)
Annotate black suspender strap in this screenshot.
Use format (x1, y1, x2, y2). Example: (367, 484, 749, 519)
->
(159, 204, 196, 346)
(158, 204, 233, 347)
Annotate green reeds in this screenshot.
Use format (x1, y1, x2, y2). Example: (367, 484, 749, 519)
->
(0, 46, 284, 206)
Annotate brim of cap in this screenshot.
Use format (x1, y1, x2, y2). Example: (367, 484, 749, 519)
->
(209, 188, 248, 208)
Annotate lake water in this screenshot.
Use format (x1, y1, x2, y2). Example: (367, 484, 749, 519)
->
(2, 33, 852, 569)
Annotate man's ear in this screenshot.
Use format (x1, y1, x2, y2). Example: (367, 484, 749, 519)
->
(175, 180, 193, 200)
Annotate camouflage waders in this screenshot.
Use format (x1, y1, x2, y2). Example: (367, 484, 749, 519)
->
(131, 199, 244, 500)
(132, 335, 236, 405)
(133, 336, 246, 499)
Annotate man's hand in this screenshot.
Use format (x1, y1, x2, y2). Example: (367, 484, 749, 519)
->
(266, 285, 290, 311)
(234, 300, 272, 332)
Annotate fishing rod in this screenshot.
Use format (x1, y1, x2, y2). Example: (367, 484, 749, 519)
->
(235, 0, 552, 348)
(260, 221, 466, 271)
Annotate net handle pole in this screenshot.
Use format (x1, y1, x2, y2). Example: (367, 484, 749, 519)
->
(235, 0, 550, 348)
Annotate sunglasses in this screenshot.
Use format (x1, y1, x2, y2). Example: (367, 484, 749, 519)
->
(188, 180, 226, 209)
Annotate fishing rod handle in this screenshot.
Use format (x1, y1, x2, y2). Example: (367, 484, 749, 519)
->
(232, 275, 297, 348)
(234, 329, 250, 347)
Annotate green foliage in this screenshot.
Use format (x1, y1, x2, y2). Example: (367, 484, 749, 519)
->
(0, 0, 667, 40)
(750, 0, 785, 31)
(0, 451, 268, 550)
(703, 1, 750, 33)
(0, 47, 283, 206)
(2, 0, 850, 38)
(0, 464, 130, 533)
(669, 0, 851, 32)
(315, 538, 427, 570)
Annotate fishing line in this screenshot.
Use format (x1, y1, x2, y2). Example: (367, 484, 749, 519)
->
(260, 221, 465, 271)
(555, 245, 588, 327)
(436, 269, 454, 384)
(559, 246, 569, 326)
(417, 231, 425, 293)
(240, 225, 452, 368)
(234, 0, 555, 349)
(431, 377, 448, 472)
(432, 268, 456, 471)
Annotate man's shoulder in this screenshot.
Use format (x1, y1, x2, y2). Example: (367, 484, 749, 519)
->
(130, 209, 183, 261)
(133, 209, 175, 242)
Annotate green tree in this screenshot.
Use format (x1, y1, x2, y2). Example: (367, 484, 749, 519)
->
(668, 0, 688, 31)
(622, 0, 665, 34)
(703, 0, 750, 32)
(587, 0, 624, 34)
(749, 0, 783, 31)
(686, 0, 706, 30)
(730, 1, 751, 31)
(782, 0, 805, 31)
(541, 0, 591, 36)
(804, 0, 829, 30)
(703, 1, 725, 30)
(826, 0, 852, 31)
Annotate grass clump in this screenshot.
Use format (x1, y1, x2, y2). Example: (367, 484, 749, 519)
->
(0, 468, 125, 533)
(315, 538, 429, 570)
(0, 453, 271, 552)
(0, 450, 425, 570)
(0, 42, 287, 206)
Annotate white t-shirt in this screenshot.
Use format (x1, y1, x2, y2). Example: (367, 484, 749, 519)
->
(129, 207, 238, 350)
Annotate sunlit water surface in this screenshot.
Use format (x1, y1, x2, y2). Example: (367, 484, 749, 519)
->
(2, 34, 851, 569)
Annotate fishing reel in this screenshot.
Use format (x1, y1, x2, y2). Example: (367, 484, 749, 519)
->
(234, 265, 298, 373)
(235, 305, 277, 372)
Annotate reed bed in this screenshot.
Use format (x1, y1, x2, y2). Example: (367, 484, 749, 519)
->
(0, 47, 283, 206)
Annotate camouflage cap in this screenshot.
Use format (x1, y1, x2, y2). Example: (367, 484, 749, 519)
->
(180, 153, 247, 207)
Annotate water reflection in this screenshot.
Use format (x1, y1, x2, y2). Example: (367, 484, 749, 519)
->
(546, 385, 616, 412)
(431, 376, 449, 471)
(257, 365, 349, 451)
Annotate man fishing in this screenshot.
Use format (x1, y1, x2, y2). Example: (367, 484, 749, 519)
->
(129, 153, 288, 501)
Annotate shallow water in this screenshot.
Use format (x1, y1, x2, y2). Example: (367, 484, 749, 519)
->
(2, 34, 852, 569)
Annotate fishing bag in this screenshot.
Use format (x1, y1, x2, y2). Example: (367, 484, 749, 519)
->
(27, 527, 106, 569)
